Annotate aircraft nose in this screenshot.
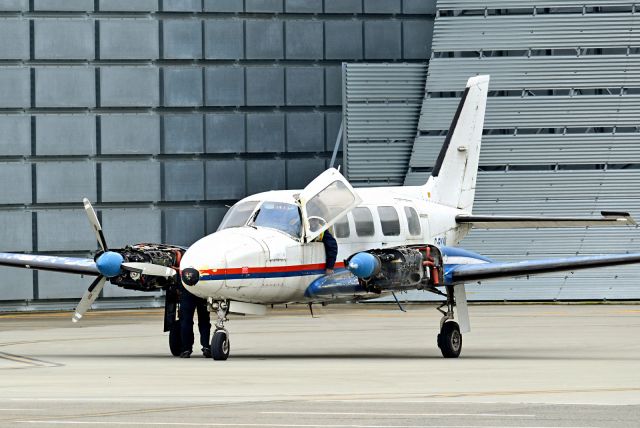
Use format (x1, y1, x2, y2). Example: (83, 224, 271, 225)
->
(179, 229, 268, 294)
(180, 243, 225, 288)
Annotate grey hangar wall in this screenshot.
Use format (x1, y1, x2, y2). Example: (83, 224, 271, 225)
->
(0, 0, 435, 304)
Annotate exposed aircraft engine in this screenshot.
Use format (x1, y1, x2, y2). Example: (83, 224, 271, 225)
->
(105, 244, 185, 292)
(346, 245, 443, 293)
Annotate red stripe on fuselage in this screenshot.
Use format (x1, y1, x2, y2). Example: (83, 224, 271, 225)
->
(199, 261, 345, 276)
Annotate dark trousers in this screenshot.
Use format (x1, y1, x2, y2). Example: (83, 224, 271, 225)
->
(179, 288, 211, 352)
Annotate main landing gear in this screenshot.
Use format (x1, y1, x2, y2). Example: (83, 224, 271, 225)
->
(435, 285, 462, 358)
(209, 300, 230, 360)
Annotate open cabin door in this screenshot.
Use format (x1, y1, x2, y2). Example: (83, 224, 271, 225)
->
(297, 168, 362, 242)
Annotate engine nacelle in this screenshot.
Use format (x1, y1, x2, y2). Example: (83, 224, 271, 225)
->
(345, 245, 443, 292)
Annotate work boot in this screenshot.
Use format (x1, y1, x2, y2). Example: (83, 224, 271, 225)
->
(202, 347, 211, 358)
(180, 350, 192, 358)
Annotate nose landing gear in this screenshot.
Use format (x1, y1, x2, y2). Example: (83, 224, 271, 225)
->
(209, 300, 230, 360)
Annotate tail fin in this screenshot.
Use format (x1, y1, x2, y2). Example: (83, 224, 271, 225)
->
(424, 75, 489, 212)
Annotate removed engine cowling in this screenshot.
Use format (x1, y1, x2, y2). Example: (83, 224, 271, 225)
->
(346, 245, 443, 292)
(105, 243, 185, 291)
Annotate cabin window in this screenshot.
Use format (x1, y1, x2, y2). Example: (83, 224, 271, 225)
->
(334, 215, 350, 238)
(377, 206, 400, 236)
(353, 207, 374, 237)
(218, 200, 259, 231)
(404, 206, 421, 236)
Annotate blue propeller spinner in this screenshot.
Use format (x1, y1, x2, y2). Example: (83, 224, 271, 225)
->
(347, 252, 381, 279)
(95, 251, 124, 278)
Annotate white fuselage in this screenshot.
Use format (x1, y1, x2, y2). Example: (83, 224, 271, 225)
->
(180, 185, 471, 304)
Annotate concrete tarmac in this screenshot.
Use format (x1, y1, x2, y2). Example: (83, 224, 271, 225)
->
(0, 303, 639, 427)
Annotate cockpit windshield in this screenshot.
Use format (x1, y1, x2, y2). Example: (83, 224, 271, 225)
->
(252, 201, 301, 238)
(218, 201, 259, 231)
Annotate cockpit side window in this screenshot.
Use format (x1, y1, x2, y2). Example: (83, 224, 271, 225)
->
(252, 201, 302, 238)
(218, 201, 259, 231)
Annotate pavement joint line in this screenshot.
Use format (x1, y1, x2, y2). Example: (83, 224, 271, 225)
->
(260, 412, 537, 418)
(13, 422, 601, 428)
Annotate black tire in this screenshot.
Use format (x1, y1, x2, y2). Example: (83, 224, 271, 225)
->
(437, 321, 462, 358)
(169, 322, 182, 357)
(211, 330, 230, 361)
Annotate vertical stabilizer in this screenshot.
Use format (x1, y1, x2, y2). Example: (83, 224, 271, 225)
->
(424, 75, 489, 212)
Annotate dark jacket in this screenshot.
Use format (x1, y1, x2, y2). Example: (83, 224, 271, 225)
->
(321, 230, 338, 270)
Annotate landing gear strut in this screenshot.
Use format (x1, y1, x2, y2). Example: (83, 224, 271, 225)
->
(436, 285, 462, 358)
(209, 300, 230, 360)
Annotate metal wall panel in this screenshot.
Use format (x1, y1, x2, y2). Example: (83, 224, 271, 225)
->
(433, 13, 640, 51)
(344, 63, 427, 186)
(419, 95, 640, 130)
(411, 133, 640, 167)
(438, 1, 635, 10)
(427, 56, 640, 91)
(474, 170, 640, 200)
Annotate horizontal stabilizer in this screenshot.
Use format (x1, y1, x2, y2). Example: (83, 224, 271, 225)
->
(450, 253, 640, 283)
(456, 211, 636, 229)
(0, 252, 99, 276)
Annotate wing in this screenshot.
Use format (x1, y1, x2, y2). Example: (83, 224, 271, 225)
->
(0, 252, 99, 276)
(448, 253, 640, 283)
(455, 211, 636, 229)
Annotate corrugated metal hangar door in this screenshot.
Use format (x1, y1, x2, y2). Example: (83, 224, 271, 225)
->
(403, 0, 640, 300)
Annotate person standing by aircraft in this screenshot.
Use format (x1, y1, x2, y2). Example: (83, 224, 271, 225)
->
(179, 285, 211, 358)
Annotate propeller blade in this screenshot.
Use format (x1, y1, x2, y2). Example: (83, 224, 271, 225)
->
(122, 262, 176, 278)
(83, 198, 107, 251)
(72, 275, 106, 323)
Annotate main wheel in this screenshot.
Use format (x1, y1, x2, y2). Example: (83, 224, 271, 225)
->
(437, 321, 462, 358)
(211, 330, 230, 361)
(169, 322, 182, 357)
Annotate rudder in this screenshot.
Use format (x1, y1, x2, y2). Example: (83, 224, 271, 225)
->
(424, 75, 489, 212)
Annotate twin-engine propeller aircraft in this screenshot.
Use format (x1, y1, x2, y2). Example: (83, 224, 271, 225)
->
(2, 75, 640, 360)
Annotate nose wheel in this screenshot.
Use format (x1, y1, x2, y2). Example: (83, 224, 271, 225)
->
(209, 300, 230, 361)
(211, 330, 230, 360)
